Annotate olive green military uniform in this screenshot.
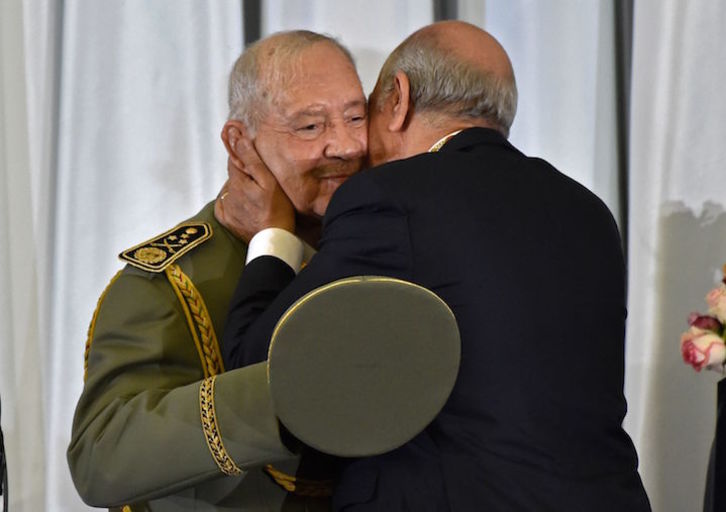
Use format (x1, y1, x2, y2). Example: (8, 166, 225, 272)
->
(68, 202, 332, 511)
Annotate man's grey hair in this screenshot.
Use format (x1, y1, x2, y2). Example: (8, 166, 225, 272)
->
(374, 31, 517, 137)
(228, 30, 357, 133)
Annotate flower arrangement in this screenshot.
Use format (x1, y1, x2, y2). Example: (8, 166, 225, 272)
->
(681, 264, 726, 373)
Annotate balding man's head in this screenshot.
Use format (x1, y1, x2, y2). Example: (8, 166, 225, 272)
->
(222, 30, 366, 219)
(227, 30, 357, 134)
(372, 21, 517, 137)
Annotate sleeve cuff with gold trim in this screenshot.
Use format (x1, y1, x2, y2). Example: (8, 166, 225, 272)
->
(200, 375, 243, 476)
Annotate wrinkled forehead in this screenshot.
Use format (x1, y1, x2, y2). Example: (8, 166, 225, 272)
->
(261, 44, 365, 118)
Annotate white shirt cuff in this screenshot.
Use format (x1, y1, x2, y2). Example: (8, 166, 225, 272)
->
(245, 228, 305, 273)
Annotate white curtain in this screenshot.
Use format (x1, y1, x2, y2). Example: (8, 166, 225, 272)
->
(2, 1, 725, 510)
(1, 0, 51, 509)
(2, 1, 243, 510)
(627, 1, 726, 511)
(262, 0, 432, 96)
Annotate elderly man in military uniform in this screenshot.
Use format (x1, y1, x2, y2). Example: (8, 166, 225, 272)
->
(67, 30, 367, 511)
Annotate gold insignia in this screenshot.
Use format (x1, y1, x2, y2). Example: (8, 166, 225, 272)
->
(133, 247, 167, 264)
(119, 222, 212, 272)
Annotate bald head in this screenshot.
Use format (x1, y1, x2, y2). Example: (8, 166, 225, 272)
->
(421, 21, 515, 83)
(373, 21, 517, 136)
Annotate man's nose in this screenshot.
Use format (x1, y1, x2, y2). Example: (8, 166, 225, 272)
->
(323, 123, 366, 160)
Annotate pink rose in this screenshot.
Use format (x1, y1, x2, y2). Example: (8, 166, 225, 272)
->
(688, 312, 722, 332)
(681, 326, 726, 372)
(706, 285, 726, 323)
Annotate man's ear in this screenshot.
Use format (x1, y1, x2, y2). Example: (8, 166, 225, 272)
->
(388, 70, 412, 133)
(221, 120, 248, 169)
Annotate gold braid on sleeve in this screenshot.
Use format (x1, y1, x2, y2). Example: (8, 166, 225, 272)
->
(200, 375, 242, 476)
(165, 263, 225, 377)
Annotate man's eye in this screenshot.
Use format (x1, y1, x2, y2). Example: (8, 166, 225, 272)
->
(349, 115, 366, 124)
(298, 124, 321, 132)
(293, 124, 324, 139)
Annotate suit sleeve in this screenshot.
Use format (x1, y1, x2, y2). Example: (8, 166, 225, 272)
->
(67, 269, 293, 507)
(223, 174, 413, 369)
(222, 256, 297, 367)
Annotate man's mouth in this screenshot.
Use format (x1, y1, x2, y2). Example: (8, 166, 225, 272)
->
(315, 160, 363, 189)
(320, 174, 351, 185)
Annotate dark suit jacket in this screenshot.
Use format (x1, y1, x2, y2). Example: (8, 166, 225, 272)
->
(704, 377, 726, 512)
(223, 128, 651, 511)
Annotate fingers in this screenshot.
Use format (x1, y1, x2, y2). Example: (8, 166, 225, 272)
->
(216, 149, 295, 243)
(233, 137, 276, 188)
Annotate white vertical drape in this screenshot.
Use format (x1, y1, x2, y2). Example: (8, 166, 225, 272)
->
(263, 0, 432, 96)
(627, 2, 726, 511)
(2, 1, 244, 510)
(1, 0, 50, 509)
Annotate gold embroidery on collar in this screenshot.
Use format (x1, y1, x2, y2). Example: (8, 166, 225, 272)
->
(200, 375, 243, 476)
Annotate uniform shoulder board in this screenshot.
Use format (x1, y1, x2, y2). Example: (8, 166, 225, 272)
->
(119, 222, 213, 273)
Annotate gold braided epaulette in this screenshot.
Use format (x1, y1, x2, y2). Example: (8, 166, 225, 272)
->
(119, 222, 212, 272)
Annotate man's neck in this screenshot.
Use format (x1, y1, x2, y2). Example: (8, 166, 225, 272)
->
(400, 116, 496, 158)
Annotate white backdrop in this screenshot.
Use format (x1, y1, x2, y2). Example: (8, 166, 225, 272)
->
(3, 1, 245, 510)
(1, 0, 49, 509)
(1, 1, 725, 510)
(626, 1, 726, 510)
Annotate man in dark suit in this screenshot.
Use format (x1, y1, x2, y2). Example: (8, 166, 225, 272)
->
(222, 21, 651, 511)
